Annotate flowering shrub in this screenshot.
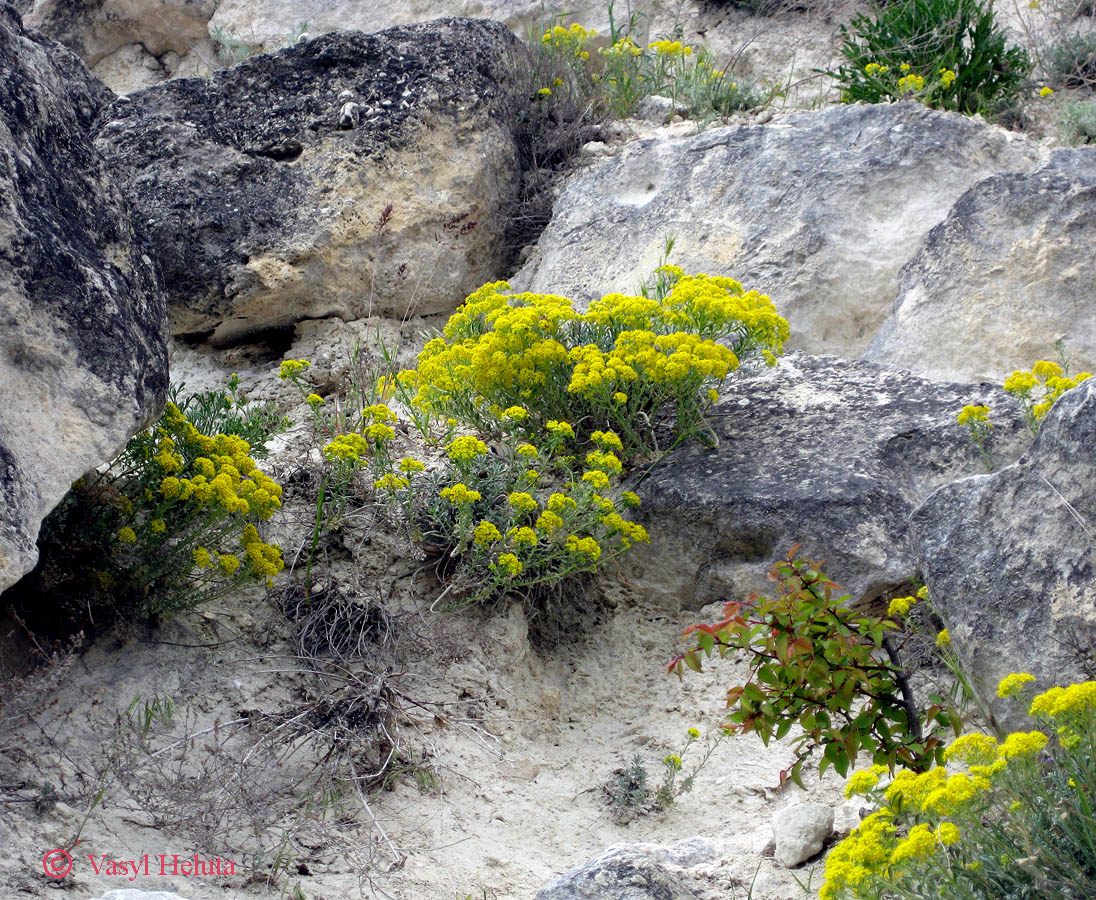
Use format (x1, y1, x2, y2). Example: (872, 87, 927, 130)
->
(399, 267, 787, 459)
(533, 15, 761, 121)
(668, 553, 961, 787)
(415, 421, 651, 606)
(823, 676, 1096, 900)
(278, 268, 780, 607)
(830, 0, 1031, 115)
(16, 390, 285, 627)
(279, 360, 650, 607)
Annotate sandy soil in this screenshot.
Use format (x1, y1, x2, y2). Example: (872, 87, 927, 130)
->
(0, 332, 851, 900)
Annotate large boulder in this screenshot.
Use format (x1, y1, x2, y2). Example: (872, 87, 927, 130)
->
(911, 378, 1096, 731)
(0, 4, 167, 592)
(94, 19, 525, 346)
(865, 148, 1096, 384)
(513, 103, 1041, 358)
(626, 353, 1029, 611)
(22, 0, 218, 92)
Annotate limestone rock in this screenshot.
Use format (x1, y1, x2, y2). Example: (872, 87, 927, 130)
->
(513, 103, 1041, 358)
(772, 802, 834, 867)
(0, 5, 167, 592)
(94, 19, 524, 345)
(625, 353, 1030, 610)
(22, 0, 216, 72)
(207, 0, 657, 57)
(633, 93, 675, 124)
(535, 844, 702, 899)
(865, 148, 1096, 384)
(911, 378, 1096, 731)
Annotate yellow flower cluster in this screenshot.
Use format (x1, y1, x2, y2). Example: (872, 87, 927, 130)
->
(844, 764, 888, 798)
(448, 435, 489, 462)
(819, 811, 895, 900)
(997, 672, 1036, 699)
(535, 510, 564, 534)
(403, 275, 787, 450)
(887, 593, 918, 617)
(440, 483, 481, 505)
(590, 429, 623, 451)
(278, 359, 310, 380)
(242, 523, 283, 578)
(600, 35, 642, 59)
(956, 404, 990, 426)
(865, 62, 889, 75)
(1004, 361, 1091, 422)
(493, 552, 523, 577)
(507, 525, 538, 549)
(940, 68, 957, 88)
(323, 433, 369, 466)
(474, 520, 502, 546)
(374, 473, 410, 491)
(565, 534, 601, 563)
(585, 449, 623, 475)
(158, 435, 282, 520)
(599, 512, 649, 548)
(546, 420, 574, 439)
(581, 469, 610, 490)
(898, 73, 925, 92)
(944, 732, 999, 766)
(997, 730, 1048, 759)
(508, 491, 538, 514)
(1030, 681, 1096, 720)
(649, 39, 692, 57)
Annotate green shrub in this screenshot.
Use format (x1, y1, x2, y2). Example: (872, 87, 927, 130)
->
(668, 554, 961, 786)
(1061, 96, 1096, 142)
(12, 388, 285, 628)
(830, 0, 1031, 115)
(1046, 31, 1096, 87)
(170, 373, 288, 457)
(822, 676, 1096, 900)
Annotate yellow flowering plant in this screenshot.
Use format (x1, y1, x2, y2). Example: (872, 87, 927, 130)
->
(401, 268, 788, 460)
(668, 552, 962, 787)
(15, 386, 285, 627)
(1002, 347, 1092, 435)
(823, 677, 1096, 900)
(531, 9, 761, 122)
(956, 343, 1091, 468)
(416, 420, 651, 607)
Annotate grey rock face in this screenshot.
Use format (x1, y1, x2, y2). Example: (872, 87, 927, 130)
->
(535, 845, 702, 899)
(0, 5, 167, 592)
(772, 802, 834, 867)
(625, 353, 1029, 610)
(513, 103, 1041, 358)
(94, 19, 524, 345)
(912, 378, 1096, 731)
(866, 148, 1096, 384)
